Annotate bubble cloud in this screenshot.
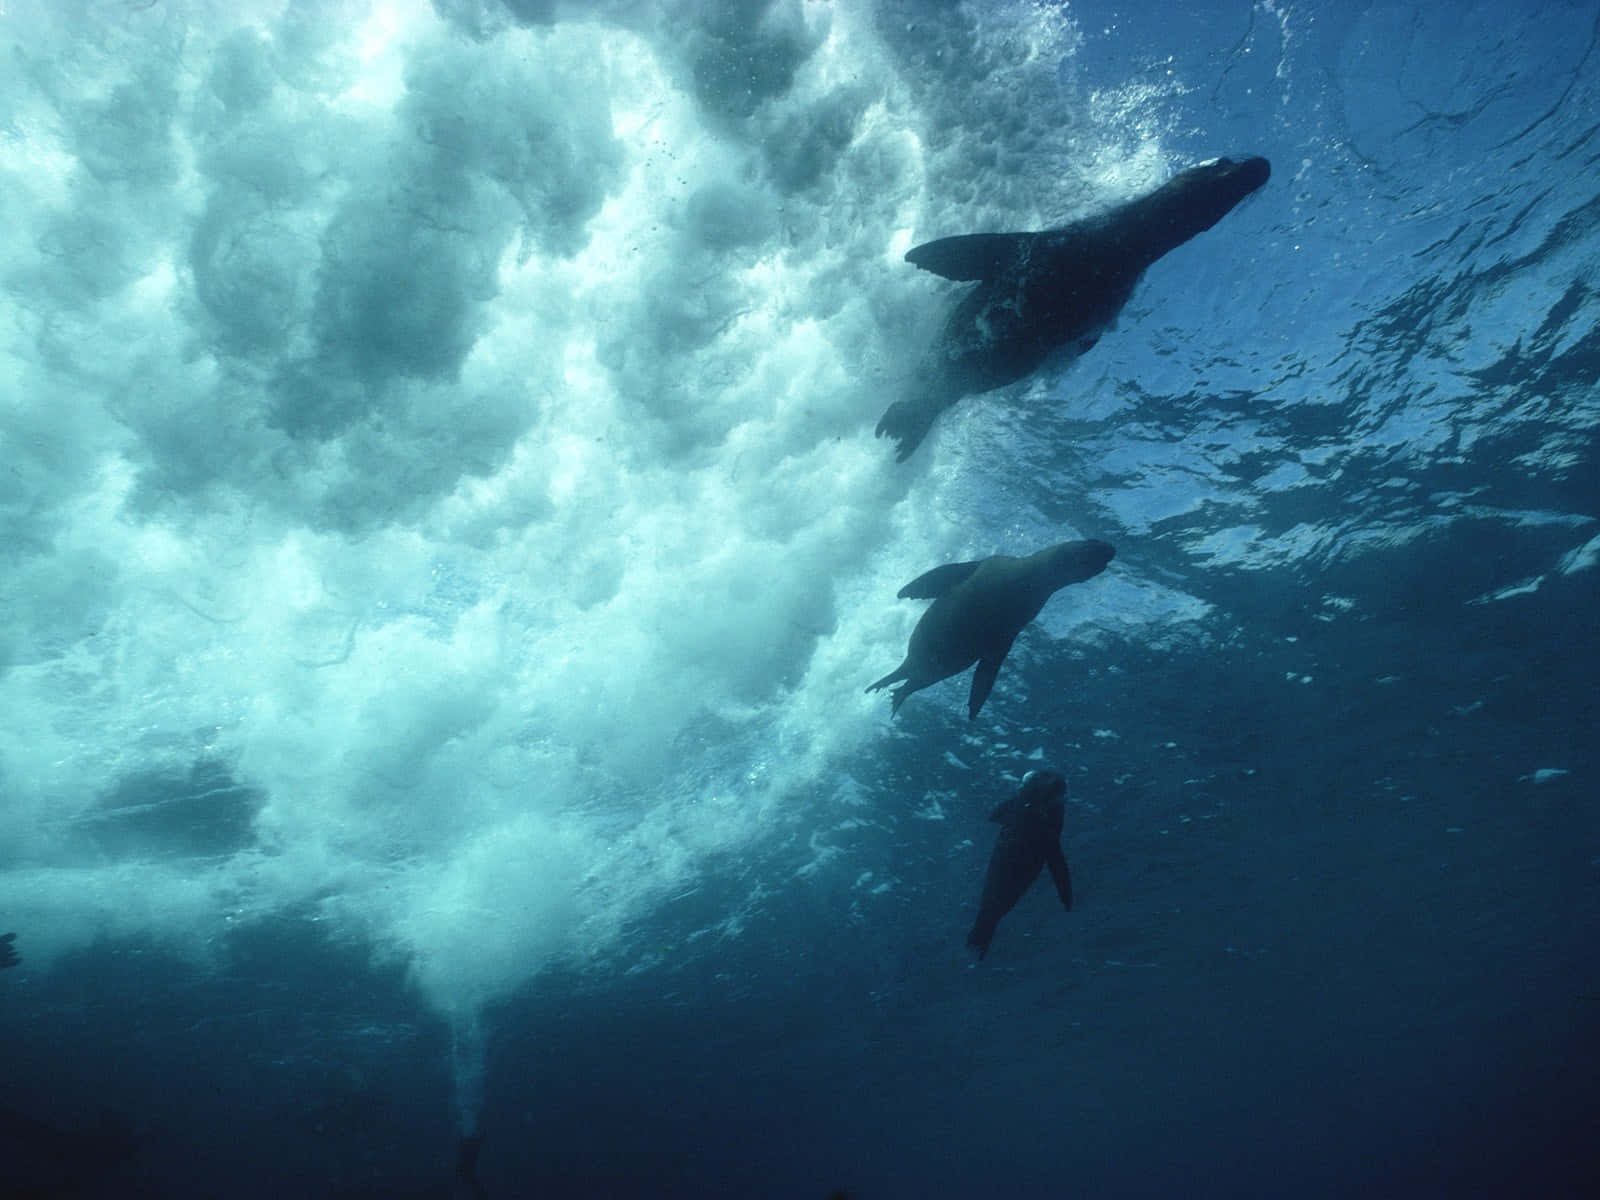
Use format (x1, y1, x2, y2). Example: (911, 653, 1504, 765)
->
(0, 1, 1129, 1018)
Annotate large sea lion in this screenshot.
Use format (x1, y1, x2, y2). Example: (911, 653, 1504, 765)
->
(866, 538, 1114, 719)
(968, 769, 1073, 961)
(877, 155, 1271, 460)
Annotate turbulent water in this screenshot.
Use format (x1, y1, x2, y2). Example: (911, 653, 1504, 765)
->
(1, 1, 1596, 1196)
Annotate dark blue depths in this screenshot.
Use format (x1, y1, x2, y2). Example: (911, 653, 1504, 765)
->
(5, 572, 1596, 1199)
(5, 1, 1600, 1198)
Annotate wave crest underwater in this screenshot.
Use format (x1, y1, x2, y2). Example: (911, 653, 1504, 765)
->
(0, 1, 1136, 1017)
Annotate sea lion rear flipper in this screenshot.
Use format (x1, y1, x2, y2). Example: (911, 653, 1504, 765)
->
(897, 560, 981, 600)
(876, 398, 939, 462)
(1046, 844, 1073, 911)
(906, 233, 1035, 282)
(865, 663, 909, 694)
(967, 640, 1014, 719)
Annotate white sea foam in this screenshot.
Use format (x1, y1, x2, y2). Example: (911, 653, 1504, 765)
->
(0, 0, 1157, 1021)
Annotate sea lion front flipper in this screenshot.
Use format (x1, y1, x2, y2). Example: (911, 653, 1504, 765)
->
(1045, 843, 1073, 911)
(897, 560, 982, 600)
(906, 233, 1035, 282)
(967, 639, 1015, 719)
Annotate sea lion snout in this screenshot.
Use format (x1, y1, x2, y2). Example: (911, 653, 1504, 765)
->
(1235, 155, 1271, 190)
(1047, 538, 1116, 586)
(1021, 769, 1067, 804)
(1191, 155, 1271, 192)
(1082, 538, 1116, 569)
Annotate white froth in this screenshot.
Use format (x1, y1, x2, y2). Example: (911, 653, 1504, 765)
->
(0, 0, 1156, 1016)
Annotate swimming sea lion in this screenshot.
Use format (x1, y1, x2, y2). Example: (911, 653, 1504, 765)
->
(968, 769, 1073, 961)
(877, 155, 1271, 460)
(866, 538, 1114, 719)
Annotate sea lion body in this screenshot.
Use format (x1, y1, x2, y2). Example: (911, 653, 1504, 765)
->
(968, 769, 1073, 961)
(866, 538, 1114, 719)
(878, 155, 1271, 460)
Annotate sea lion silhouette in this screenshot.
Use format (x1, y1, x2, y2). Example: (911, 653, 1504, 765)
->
(878, 155, 1271, 460)
(866, 539, 1114, 719)
(968, 769, 1073, 961)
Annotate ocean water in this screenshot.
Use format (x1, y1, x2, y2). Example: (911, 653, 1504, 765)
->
(1, 0, 1596, 1196)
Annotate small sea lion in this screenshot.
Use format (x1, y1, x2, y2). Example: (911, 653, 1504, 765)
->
(866, 538, 1114, 719)
(878, 155, 1271, 460)
(968, 769, 1073, 961)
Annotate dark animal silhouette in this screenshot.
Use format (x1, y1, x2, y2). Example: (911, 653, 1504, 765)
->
(878, 155, 1271, 460)
(968, 770, 1073, 960)
(867, 539, 1113, 719)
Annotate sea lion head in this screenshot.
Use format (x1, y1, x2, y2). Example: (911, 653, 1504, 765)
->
(1166, 155, 1271, 232)
(1020, 769, 1067, 806)
(1044, 538, 1115, 588)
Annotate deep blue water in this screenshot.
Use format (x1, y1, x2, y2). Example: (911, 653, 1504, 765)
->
(2, 1, 1597, 1197)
